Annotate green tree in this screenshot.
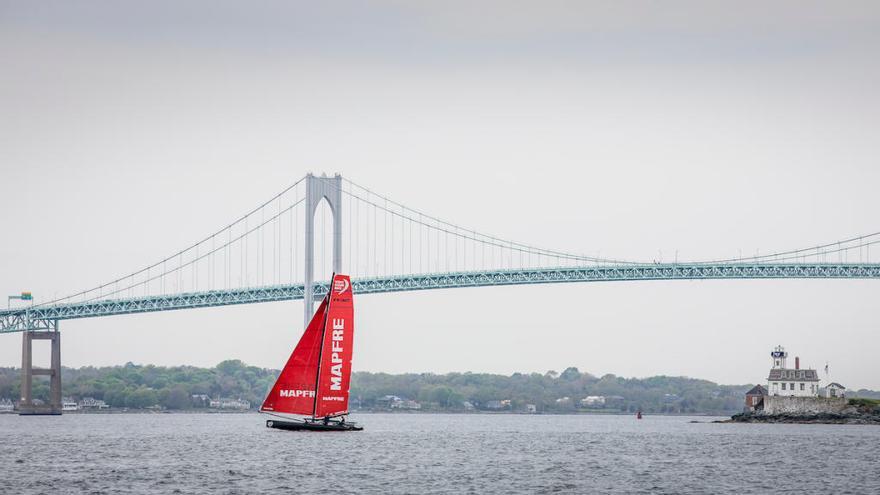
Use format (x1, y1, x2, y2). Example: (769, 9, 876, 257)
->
(126, 387, 158, 408)
(560, 367, 581, 381)
(162, 386, 190, 410)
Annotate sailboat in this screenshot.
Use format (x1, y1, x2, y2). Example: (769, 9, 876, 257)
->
(261, 273, 362, 431)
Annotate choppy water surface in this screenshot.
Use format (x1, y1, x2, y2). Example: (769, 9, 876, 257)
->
(2, 412, 878, 494)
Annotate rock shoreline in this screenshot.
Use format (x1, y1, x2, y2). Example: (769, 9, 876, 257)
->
(722, 411, 880, 425)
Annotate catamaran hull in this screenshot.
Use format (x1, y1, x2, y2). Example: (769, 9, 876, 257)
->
(266, 419, 363, 432)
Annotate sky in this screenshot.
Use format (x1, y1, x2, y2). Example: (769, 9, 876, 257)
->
(2, 1, 879, 388)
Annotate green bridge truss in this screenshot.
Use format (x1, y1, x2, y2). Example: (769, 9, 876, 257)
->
(2, 262, 878, 333)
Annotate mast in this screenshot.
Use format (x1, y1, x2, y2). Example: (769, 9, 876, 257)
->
(311, 281, 333, 419)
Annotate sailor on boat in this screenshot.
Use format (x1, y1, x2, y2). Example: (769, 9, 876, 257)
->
(260, 273, 363, 432)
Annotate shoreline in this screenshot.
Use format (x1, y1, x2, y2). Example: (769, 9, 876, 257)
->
(717, 411, 880, 425)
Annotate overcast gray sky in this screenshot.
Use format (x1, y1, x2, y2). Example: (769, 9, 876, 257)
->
(2, 1, 879, 388)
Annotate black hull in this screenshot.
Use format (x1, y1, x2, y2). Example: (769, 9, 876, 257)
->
(266, 419, 363, 432)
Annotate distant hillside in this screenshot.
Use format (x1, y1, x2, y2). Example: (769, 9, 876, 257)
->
(352, 369, 751, 414)
(849, 389, 880, 400)
(1, 362, 875, 414)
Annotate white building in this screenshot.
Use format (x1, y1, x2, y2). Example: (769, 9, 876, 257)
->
(767, 345, 820, 397)
(78, 397, 109, 409)
(391, 399, 421, 410)
(825, 382, 846, 399)
(209, 397, 251, 410)
(62, 398, 79, 411)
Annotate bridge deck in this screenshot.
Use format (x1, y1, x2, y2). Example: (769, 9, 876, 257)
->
(2, 263, 879, 333)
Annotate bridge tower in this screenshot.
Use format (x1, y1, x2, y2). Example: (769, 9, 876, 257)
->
(303, 173, 343, 326)
(19, 320, 62, 415)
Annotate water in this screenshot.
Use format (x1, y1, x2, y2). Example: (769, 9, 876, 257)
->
(1, 412, 878, 494)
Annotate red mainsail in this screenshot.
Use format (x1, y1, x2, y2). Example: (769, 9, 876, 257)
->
(314, 274, 354, 417)
(260, 297, 328, 415)
(260, 273, 355, 418)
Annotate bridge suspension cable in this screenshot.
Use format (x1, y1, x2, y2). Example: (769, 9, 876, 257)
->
(337, 177, 879, 275)
(37, 176, 311, 308)
(340, 177, 638, 267)
(692, 232, 880, 265)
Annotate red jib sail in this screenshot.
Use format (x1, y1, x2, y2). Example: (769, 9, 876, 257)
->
(314, 274, 354, 417)
(260, 297, 329, 415)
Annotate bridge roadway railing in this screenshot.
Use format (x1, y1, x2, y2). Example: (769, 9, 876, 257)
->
(2, 263, 879, 333)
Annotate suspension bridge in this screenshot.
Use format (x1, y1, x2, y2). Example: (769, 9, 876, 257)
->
(4, 173, 880, 414)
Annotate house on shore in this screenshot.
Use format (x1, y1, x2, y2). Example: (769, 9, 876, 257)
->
(209, 397, 251, 410)
(79, 397, 109, 409)
(744, 385, 766, 412)
(824, 383, 846, 399)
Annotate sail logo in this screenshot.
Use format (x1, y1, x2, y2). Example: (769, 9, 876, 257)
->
(329, 318, 345, 390)
(333, 278, 350, 295)
(279, 389, 314, 398)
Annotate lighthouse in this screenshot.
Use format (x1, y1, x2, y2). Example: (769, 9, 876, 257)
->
(770, 345, 787, 369)
(766, 345, 820, 397)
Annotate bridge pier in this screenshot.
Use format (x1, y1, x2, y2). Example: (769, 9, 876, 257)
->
(19, 320, 62, 415)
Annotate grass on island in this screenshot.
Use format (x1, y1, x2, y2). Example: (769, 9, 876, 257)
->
(848, 398, 880, 409)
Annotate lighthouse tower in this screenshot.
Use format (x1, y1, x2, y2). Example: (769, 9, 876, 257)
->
(771, 345, 787, 369)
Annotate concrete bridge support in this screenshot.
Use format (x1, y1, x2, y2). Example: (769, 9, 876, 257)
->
(19, 321, 62, 415)
(303, 173, 343, 327)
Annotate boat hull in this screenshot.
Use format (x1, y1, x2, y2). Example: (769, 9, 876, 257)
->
(266, 419, 363, 432)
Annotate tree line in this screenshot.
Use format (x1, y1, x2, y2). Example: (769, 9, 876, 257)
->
(0, 360, 275, 410)
(352, 367, 752, 414)
(0, 361, 798, 414)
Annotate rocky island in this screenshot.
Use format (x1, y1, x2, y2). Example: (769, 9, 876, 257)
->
(722, 345, 880, 425)
(725, 398, 880, 425)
